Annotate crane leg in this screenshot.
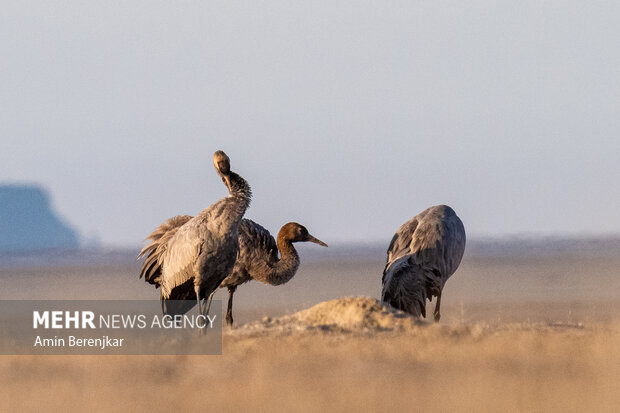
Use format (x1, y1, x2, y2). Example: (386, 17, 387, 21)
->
(194, 285, 203, 316)
(204, 290, 217, 318)
(433, 290, 442, 322)
(197, 290, 218, 336)
(226, 286, 237, 327)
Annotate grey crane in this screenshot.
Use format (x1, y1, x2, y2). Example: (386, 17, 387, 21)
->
(139, 217, 327, 326)
(381, 205, 465, 322)
(138, 150, 252, 317)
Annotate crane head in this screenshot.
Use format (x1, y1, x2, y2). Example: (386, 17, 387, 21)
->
(213, 150, 230, 175)
(279, 222, 328, 247)
(213, 150, 232, 192)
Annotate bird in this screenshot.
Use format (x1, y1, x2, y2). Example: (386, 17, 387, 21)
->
(139, 217, 327, 326)
(381, 205, 465, 322)
(137, 150, 252, 317)
(219, 219, 327, 327)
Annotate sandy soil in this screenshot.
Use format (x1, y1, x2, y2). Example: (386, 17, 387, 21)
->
(1, 249, 620, 411)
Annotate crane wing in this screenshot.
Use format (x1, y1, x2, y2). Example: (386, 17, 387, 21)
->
(238, 219, 278, 264)
(385, 217, 419, 272)
(141, 217, 276, 313)
(381, 255, 439, 318)
(407, 206, 466, 279)
(384, 205, 465, 280)
(159, 216, 212, 298)
(138, 215, 192, 286)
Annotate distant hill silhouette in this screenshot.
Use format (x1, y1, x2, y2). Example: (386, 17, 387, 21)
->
(0, 184, 79, 251)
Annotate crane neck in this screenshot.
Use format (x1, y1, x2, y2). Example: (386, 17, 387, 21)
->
(267, 236, 300, 286)
(226, 171, 252, 218)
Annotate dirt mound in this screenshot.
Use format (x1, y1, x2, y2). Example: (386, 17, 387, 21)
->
(230, 296, 419, 336)
(294, 296, 415, 330)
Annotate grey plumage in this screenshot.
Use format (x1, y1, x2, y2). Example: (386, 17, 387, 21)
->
(139, 218, 327, 326)
(138, 215, 193, 288)
(381, 205, 465, 322)
(138, 150, 251, 316)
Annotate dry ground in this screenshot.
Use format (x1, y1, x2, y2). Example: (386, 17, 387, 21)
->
(1, 250, 620, 411)
(1, 298, 620, 412)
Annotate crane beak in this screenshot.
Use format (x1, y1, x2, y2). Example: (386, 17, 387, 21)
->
(307, 234, 328, 247)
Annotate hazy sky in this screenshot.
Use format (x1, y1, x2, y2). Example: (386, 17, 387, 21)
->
(2, 1, 620, 246)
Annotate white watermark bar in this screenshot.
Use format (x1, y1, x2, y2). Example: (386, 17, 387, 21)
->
(0, 300, 222, 355)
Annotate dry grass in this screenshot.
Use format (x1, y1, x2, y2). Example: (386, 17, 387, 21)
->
(2, 300, 619, 412)
(2, 252, 620, 411)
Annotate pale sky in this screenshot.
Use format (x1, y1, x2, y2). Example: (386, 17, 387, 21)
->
(2, 1, 619, 246)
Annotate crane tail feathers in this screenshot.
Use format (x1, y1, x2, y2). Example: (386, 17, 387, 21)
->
(138, 215, 193, 286)
(381, 257, 438, 319)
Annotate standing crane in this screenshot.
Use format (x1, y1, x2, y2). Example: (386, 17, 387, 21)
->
(138, 150, 252, 317)
(140, 217, 327, 326)
(381, 205, 465, 322)
(219, 219, 327, 326)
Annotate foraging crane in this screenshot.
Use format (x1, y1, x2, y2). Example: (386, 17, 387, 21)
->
(138, 150, 251, 317)
(381, 205, 465, 322)
(140, 217, 327, 326)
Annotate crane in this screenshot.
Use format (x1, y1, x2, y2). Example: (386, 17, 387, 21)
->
(140, 217, 326, 326)
(381, 205, 465, 322)
(138, 150, 252, 318)
(219, 219, 327, 326)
